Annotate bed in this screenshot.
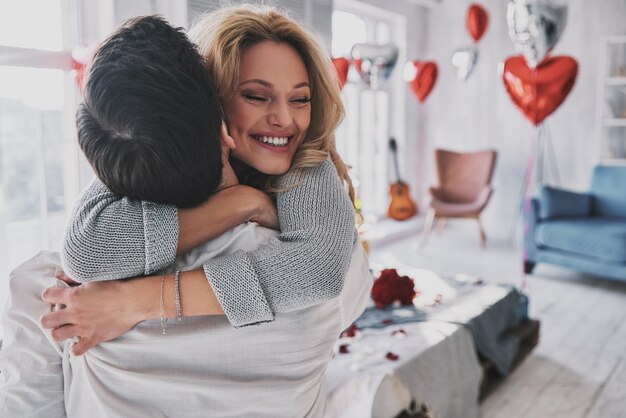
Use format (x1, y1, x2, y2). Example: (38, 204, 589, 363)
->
(324, 267, 538, 418)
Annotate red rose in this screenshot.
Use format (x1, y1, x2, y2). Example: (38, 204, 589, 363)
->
(371, 269, 417, 309)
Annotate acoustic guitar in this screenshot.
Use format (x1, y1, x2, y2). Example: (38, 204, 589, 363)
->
(387, 138, 418, 221)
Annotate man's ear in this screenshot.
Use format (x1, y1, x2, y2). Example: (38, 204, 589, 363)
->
(220, 121, 236, 150)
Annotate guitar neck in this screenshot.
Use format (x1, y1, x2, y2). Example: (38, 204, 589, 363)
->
(390, 138, 403, 184)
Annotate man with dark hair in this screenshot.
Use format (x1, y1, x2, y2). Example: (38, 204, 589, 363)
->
(77, 15, 224, 208)
(0, 16, 246, 415)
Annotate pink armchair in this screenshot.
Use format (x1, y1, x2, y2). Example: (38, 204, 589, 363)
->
(422, 149, 497, 246)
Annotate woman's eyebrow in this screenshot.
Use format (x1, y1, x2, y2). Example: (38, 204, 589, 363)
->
(238, 79, 310, 89)
(239, 79, 272, 88)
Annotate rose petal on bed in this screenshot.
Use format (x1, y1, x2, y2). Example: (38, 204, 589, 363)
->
(391, 329, 406, 338)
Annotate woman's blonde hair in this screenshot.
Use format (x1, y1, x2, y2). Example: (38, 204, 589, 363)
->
(188, 4, 354, 203)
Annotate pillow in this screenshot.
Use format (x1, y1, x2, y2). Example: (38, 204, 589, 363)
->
(539, 186, 591, 220)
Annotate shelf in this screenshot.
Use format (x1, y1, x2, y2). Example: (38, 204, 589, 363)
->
(599, 36, 626, 162)
(604, 118, 626, 127)
(606, 77, 626, 86)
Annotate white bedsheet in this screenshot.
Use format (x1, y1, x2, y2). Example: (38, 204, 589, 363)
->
(325, 321, 482, 418)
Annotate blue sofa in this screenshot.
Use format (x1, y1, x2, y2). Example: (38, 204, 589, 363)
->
(525, 165, 626, 282)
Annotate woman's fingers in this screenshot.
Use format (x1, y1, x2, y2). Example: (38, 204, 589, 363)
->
(48, 325, 97, 356)
(50, 324, 81, 342)
(71, 338, 96, 356)
(41, 286, 72, 305)
(39, 309, 72, 329)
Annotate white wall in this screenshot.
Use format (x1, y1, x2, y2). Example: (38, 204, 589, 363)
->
(424, 0, 626, 237)
(78, 0, 626, 238)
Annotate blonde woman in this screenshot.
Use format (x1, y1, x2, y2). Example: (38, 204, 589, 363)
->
(41, 4, 363, 350)
(29, 5, 372, 417)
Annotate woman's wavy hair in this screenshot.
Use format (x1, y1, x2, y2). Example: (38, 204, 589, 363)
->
(188, 4, 355, 204)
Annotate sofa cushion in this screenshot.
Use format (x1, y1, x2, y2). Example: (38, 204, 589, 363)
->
(591, 165, 626, 219)
(539, 186, 591, 220)
(535, 218, 626, 263)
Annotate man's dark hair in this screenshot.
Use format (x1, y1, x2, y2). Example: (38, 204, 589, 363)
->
(76, 15, 223, 208)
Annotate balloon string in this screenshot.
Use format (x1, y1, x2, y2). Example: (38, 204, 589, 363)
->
(521, 124, 540, 290)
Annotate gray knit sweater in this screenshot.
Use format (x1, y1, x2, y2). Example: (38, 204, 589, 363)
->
(62, 160, 357, 327)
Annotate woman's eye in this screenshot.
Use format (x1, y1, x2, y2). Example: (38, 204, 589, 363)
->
(290, 97, 311, 105)
(242, 94, 269, 102)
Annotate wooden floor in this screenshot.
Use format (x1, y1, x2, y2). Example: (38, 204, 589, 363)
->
(367, 218, 626, 418)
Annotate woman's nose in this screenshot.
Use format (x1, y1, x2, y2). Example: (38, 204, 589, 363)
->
(267, 99, 291, 127)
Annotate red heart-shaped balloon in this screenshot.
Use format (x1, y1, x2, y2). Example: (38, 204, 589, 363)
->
(503, 55, 578, 126)
(405, 61, 438, 103)
(332, 57, 350, 90)
(467, 4, 489, 43)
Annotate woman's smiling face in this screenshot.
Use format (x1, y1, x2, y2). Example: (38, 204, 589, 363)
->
(222, 40, 311, 175)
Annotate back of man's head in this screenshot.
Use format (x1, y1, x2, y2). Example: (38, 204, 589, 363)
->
(76, 15, 223, 208)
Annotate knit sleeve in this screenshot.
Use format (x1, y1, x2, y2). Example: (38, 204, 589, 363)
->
(61, 178, 179, 282)
(202, 159, 357, 327)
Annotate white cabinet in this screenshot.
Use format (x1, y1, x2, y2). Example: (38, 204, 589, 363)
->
(597, 35, 626, 162)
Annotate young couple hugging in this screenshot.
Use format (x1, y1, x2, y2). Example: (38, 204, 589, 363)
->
(0, 5, 372, 417)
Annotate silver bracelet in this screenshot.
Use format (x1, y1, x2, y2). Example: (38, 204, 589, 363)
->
(174, 270, 182, 322)
(160, 275, 168, 335)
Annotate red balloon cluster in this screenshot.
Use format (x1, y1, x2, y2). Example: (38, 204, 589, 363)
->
(371, 269, 417, 309)
(466, 4, 489, 43)
(405, 61, 438, 103)
(502, 55, 578, 126)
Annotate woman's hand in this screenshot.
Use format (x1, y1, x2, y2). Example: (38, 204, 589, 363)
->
(177, 184, 278, 254)
(40, 276, 147, 356)
(247, 188, 279, 230)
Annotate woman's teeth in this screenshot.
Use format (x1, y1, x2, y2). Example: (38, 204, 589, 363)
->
(255, 136, 289, 147)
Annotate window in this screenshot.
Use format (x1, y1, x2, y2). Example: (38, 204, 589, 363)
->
(332, 1, 406, 221)
(0, 0, 81, 325)
(0, 1, 65, 51)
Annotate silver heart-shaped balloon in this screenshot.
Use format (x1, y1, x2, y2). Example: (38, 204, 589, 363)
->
(350, 43, 399, 89)
(507, 0, 568, 68)
(451, 46, 479, 81)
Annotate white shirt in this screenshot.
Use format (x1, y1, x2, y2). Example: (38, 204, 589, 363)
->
(1, 222, 372, 418)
